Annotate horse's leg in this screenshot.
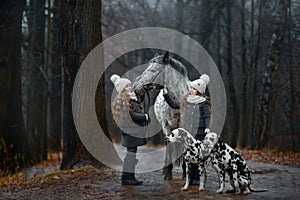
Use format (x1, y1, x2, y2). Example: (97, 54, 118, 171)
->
(162, 123, 173, 181)
(181, 160, 186, 180)
(164, 142, 174, 180)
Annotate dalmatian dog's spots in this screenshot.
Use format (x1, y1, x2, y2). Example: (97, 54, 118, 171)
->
(167, 128, 218, 191)
(210, 139, 268, 195)
(168, 128, 267, 195)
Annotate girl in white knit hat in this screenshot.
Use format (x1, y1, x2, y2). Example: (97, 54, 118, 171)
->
(110, 74, 150, 186)
(163, 74, 211, 185)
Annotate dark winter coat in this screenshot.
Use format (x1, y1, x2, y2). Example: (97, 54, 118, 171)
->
(164, 93, 211, 138)
(119, 100, 149, 148)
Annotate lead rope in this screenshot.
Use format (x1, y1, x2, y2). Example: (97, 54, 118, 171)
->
(143, 89, 151, 141)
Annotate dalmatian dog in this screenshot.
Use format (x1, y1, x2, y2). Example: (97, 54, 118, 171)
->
(209, 138, 268, 194)
(167, 128, 218, 191)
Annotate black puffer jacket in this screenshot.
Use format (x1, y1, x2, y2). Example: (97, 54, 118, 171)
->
(119, 100, 149, 148)
(164, 93, 211, 137)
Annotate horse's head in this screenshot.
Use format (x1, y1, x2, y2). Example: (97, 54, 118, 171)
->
(133, 51, 189, 99)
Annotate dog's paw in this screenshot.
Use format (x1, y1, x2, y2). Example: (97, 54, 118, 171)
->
(181, 187, 188, 191)
(235, 189, 242, 195)
(242, 190, 251, 195)
(181, 185, 188, 191)
(216, 189, 223, 194)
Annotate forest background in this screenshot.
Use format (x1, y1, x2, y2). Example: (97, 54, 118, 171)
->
(0, 0, 299, 175)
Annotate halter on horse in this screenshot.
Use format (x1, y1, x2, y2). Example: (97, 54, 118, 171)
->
(133, 51, 190, 180)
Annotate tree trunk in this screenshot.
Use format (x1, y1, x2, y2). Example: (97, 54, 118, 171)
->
(60, 0, 103, 170)
(49, 0, 63, 153)
(0, 0, 29, 174)
(238, 0, 249, 148)
(287, 0, 296, 152)
(199, 0, 214, 50)
(249, 0, 263, 149)
(27, 0, 47, 164)
(175, 0, 184, 53)
(252, 0, 287, 149)
(226, 0, 240, 148)
(215, 1, 223, 76)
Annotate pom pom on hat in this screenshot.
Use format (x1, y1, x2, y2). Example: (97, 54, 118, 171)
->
(110, 74, 120, 84)
(110, 74, 131, 93)
(200, 74, 210, 85)
(190, 74, 210, 94)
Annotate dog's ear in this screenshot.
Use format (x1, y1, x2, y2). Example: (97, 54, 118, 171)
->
(218, 136, 223, 143)
(162, 51, 170, 64)
(171, 129, 178, 135)
(178, 128, 187, 137)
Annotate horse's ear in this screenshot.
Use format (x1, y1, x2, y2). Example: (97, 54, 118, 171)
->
(162, 51, 170, 64)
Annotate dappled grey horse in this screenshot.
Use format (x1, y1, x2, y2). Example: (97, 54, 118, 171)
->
(133, 52, 190, 180)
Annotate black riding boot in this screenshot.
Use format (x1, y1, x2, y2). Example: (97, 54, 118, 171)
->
(121, 148, 142, 185)
(130, 173, 143, 185)
(130, 158, 143, 185)
(121, 172, 142, 185)
(163, 163, 173, 181)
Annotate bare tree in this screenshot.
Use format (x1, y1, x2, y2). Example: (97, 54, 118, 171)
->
(0, 0, 29, 174)
(247, 0, 263, 148)
(287, 0, 297, 152)
(49, 0, 63, 153)
(199, 0, 215, 50)
(238, 0, 248, 148)
(225, 0, 240, 148)
(252, 0, 288, 149)
(27, 0, 47, 163)
(60, 0, 104, 170)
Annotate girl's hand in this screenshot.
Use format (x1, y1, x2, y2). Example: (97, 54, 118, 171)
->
(204, 128, 210, 134)
(163, 85, 168, 95)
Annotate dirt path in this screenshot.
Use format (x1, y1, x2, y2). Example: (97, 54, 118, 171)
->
(1, 160, 299, 200)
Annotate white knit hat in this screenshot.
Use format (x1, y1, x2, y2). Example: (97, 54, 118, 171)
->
(190, 74, 210, 94)
(110, 74, 131, 93)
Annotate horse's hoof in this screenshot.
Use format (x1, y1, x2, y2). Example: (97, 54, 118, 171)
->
(199, 187, 205, 191)
(181, 187, 188, 191)
(164, 174, 173, 181)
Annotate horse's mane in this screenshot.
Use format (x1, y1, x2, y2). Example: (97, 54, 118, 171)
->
(149, 55, 188, 78)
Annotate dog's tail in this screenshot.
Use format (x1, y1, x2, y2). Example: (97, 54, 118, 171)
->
(249, 186, 268, 192)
